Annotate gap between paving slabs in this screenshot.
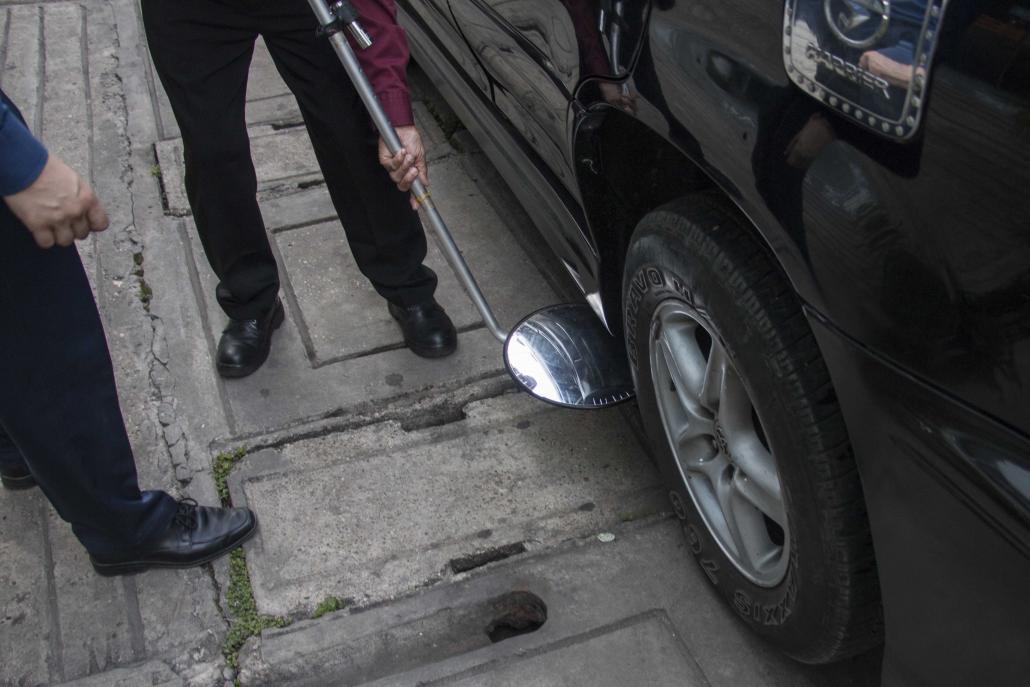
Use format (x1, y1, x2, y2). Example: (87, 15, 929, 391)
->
(214, 448, 347, 676)
(213, 447, 291, 675)
(208, 390, 558, 675)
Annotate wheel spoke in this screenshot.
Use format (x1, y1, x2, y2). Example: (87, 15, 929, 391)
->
(717, 364, 752, 436)
(716, 365, 785, 525)
(674, 410, 716, 445)
(699, 339, 728, 412)
(693, 451, 729, 481)
(656, 319, 707, 404)
(716, 473, 779, 570)
(734, 468, 787, 528)
(713, 469, 758, 565)
(731, 434, 783, 511)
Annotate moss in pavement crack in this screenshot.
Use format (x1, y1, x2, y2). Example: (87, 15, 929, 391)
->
(214, 447, 291, 673)
(213, 447, 246, 506)
(312, 595, 345, 619)
(131, 251, 153, 311)
(223, 548, 289, 671)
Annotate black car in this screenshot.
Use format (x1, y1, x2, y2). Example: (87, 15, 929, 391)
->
(397, 0, 1030, 684)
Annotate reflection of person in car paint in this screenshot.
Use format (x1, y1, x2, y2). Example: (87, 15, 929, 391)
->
(860, 49, 914, 87)
(853, 2, 930, 90)
(785, 111, 837, 169)
(560, 0, 639, 113)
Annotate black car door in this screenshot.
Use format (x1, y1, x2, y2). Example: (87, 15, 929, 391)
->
(447, 0, 641, 297)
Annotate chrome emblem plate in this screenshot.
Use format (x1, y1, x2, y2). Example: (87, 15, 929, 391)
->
(826, 0, 891, 49)
(783, 0, 950, 140)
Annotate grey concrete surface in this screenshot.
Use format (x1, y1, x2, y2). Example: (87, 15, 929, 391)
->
(0, 1, 884, 686)
(229, 393, 664, 616)
(155, 101, 452, 216)
(170, 103, 554, 435)
(235, 519, 879, 687)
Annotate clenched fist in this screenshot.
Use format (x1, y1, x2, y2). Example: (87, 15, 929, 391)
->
(3, 154, 109, 248)
(378, 125, 428, 210)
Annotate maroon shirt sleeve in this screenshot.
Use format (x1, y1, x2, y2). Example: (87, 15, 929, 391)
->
(349, 0, 414, 127)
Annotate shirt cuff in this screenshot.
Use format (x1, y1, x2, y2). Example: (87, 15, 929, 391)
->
(378, 90, 414, 128)
(0, 110, 48, 196)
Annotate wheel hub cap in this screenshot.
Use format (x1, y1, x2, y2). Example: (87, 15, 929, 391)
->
(714, 421, 730, 457)
(648, 300, 790, 587)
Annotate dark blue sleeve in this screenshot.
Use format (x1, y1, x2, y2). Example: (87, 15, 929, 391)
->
(0, 97, 48, 196)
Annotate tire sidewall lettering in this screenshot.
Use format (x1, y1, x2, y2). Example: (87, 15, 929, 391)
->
(625, 264, 696, 367)
(731, 552, 799, 627)
(627, 257, 800, 634)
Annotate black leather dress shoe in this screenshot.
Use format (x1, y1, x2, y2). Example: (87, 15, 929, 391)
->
(389, 300, 457, 358)
(0, 464, 36, 490)
(216, 298, 285, 379)
(89, 499, 256, 576)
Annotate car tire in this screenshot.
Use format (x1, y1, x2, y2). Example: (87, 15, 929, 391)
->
(622, 194, 883, 663)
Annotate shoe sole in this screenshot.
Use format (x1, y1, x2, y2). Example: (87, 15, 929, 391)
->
(1, 473, 37, 490)
(408, 341, 458, 359)
(217, 304, 286, 379)
(89, 518, 258, 577)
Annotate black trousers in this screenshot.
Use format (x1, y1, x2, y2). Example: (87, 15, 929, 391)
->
(141, 0, 437, 320)
(0, 92, 175, 556)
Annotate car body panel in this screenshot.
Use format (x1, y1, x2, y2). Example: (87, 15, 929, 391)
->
(398, 0, 1030, 682)
(811, 312, 1030, 687)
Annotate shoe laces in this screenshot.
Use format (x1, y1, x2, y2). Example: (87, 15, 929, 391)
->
(173, 498, 199, 530)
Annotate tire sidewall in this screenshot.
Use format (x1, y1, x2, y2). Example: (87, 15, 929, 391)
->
(623, 219, 834, 656)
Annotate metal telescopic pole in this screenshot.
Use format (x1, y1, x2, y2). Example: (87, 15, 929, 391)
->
(306, 0, 508, 343)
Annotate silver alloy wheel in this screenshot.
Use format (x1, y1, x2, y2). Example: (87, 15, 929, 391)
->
(649, 300, 790, 587)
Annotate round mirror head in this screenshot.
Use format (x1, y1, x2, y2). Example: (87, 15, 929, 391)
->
(503, 303, 635, 409)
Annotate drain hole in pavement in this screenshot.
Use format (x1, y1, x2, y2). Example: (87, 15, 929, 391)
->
(449, 542, 526, 574)
(485, 591, 547, 643)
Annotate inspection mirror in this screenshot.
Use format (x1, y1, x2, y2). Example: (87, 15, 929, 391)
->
(503, 303, 636, 409)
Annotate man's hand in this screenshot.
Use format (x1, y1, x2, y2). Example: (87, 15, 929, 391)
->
(3, 154, 109, 248)
(378, 126, 428, 210)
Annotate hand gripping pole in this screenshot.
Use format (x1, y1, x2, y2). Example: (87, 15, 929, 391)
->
(307, 0, 508, 343)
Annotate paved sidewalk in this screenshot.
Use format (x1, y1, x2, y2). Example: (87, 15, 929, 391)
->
(0, 2, 881, 686)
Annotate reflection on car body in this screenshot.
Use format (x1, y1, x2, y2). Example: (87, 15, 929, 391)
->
(397, 0, 1030, 683)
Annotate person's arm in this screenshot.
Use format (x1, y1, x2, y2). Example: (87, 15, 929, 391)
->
(350, 0, 428, 208)
(0, 97, 108, 247)
(349, 0, 413, 127)
(0, 98, 49, 198)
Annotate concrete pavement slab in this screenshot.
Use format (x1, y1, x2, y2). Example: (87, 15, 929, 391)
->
(155, 101, 454, 216)
(56, 660, 184, 687)
(174, 144, 554, 435)
(229, 392, 664, 617)
(40, 3, 90, 176)
(236, 519, 880, 687)
(47, 510, 139, 679)
(256, 101, 456, 233)
(134, 568, 225, 667)
(0, 493, 54, 685)
(2, 5, 44, 132)
(275, 157, 553, 365)
(432, 611, 706, 687)
(246, 37, 292, 101)
(183, 221, 513, 436)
